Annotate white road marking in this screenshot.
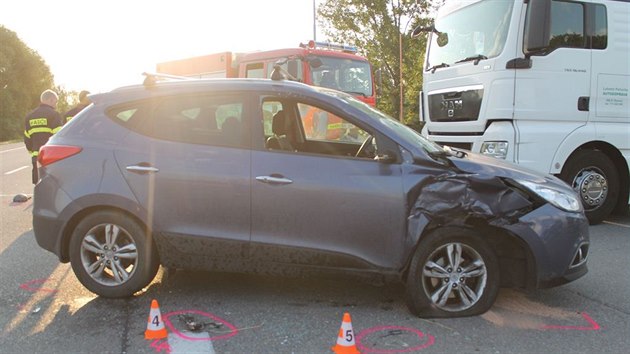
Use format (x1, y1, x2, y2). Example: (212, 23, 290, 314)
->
(4, 166, 30, 175)
(0, 147, 25, 153)
(167, 332, 215, 354)
(603, 220, 630, 228)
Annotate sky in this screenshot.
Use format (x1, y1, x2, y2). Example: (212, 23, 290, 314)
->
(1, 0, 326, 93)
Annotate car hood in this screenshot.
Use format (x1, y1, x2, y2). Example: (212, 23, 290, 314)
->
(447, 151, 574, 192)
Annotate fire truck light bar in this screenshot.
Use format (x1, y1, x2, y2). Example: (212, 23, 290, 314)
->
(301, 40, 358, 54)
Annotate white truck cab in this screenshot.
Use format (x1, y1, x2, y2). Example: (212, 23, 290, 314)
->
(419, 0, 630, 224)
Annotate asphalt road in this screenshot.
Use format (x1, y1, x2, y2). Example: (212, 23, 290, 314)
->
(1, 142, 629, 353)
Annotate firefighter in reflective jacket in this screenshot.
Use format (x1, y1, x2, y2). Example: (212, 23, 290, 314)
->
(24, 89, 62, 184)
(63, 90, 90, 123)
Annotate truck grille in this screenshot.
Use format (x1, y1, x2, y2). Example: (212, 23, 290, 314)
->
(428, 88, 483, 122)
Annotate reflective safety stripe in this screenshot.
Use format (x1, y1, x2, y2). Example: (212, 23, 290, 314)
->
(29, 118, 48, 126)
(327, 122, 343, 130)
(326, 122, 354, 130)
(24, 130, 30, 138)
(26, 127, 54, 136)
(30, 150, 39, 157)
(52, 126, 62, 134)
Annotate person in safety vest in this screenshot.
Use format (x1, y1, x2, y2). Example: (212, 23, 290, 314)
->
(63, 90, 91, 123)
(24, 89, 62, 184)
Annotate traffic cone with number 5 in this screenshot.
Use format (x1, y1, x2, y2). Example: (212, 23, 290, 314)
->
(332, 312, 360, 354)
(145, 299, 168, 339)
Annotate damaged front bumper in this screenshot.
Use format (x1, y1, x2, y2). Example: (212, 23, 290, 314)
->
(406, 171, 589, 290)
(504, 204, 589, 288)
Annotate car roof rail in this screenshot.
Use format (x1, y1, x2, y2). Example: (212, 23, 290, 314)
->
(142, 72, 193, 87)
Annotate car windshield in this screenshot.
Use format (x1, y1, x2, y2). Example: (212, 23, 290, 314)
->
(311, 56, 373, 97)
(427, 0, 513, 69)
(323, 90, 443, 154)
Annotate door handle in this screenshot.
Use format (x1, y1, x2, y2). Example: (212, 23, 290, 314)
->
(255, 175, 293, 185)
(578, 96, 590, 112)
(126, 164, 159, 174)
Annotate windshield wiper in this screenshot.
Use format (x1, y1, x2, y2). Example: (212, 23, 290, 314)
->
(443, 145, 467, 158)
(428, 150, 449, 158)
(429, 62, 450, 73)
(428, 146, 467, 161)
(455, 54, 488, 65)
(343, 91, 367, 98)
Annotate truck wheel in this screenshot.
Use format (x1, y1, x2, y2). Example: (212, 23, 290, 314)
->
(560, 150, 619, 225)
(69, 210, 159, 298)
(405, 227, 499, 318)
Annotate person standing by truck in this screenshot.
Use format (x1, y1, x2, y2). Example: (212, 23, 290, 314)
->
(24, 89, 63, 184)
(63, 90, 90, 123)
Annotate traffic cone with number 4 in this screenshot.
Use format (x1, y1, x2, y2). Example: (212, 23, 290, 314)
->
(331, 312, 360, 354)
(145, 299, 168, 339)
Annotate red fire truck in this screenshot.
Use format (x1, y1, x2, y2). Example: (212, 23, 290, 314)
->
(157, 41, 376, 141)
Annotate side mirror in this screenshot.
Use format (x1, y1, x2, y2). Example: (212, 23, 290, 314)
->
(375, 150, 397, 164)
(411, 24, 435, 38)
(412, 24, 448, 47)
(524, 0, 551, 55)
(436, 32, 449, 47)
(306, 55, 323, 69)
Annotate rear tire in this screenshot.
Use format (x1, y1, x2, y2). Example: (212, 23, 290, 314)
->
(405, 227, 499, 318)
(69, 210, 159, 298)
(560, 150, 619, 225)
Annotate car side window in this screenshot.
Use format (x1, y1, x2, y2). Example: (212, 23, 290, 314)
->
(261, 98, 376, 159)
(298, 102, 369, 144)
(108, 94, 246, 148)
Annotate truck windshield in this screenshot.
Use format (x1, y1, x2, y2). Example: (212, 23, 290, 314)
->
(427, 0, 513, 69)
(311, 56, 373, 98)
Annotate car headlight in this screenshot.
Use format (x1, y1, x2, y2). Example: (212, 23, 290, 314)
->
(480, 141, 508, 159)
(515, 179, 582, 212)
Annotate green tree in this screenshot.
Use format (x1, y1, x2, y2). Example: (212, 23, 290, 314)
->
(318, 0, 437, 126)
(0, 26, 55, 142)
(56, 85, 78, 117)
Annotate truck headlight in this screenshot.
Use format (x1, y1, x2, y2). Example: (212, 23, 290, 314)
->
(515, 179, 582, 212)
(481, 141, 508, 159)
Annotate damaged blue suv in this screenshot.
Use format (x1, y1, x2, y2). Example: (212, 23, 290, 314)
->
(33, 74, 589, 318)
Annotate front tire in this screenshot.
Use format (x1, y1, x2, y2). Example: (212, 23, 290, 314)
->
(69, 210, 159, 298)
(406, 227, 499, 318)
(560, 150, 619, 225)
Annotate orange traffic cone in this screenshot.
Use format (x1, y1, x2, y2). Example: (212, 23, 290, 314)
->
(331, 312, 360, 354)
(145, 299, 168, 340)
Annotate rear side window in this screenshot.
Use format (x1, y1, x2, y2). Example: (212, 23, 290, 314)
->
(591, 4, 607, 49)
(549, 1, 585, 49)
(548, 1, 607, 50)
(108, 94, 247, 148)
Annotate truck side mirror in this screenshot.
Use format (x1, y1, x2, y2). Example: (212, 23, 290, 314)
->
(411, 24, 435, 38)
(524, 0, 552, 55)
(306, 55, 323, 69)
(412, 24, 448, 47)
(436, 32, 449, 47)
